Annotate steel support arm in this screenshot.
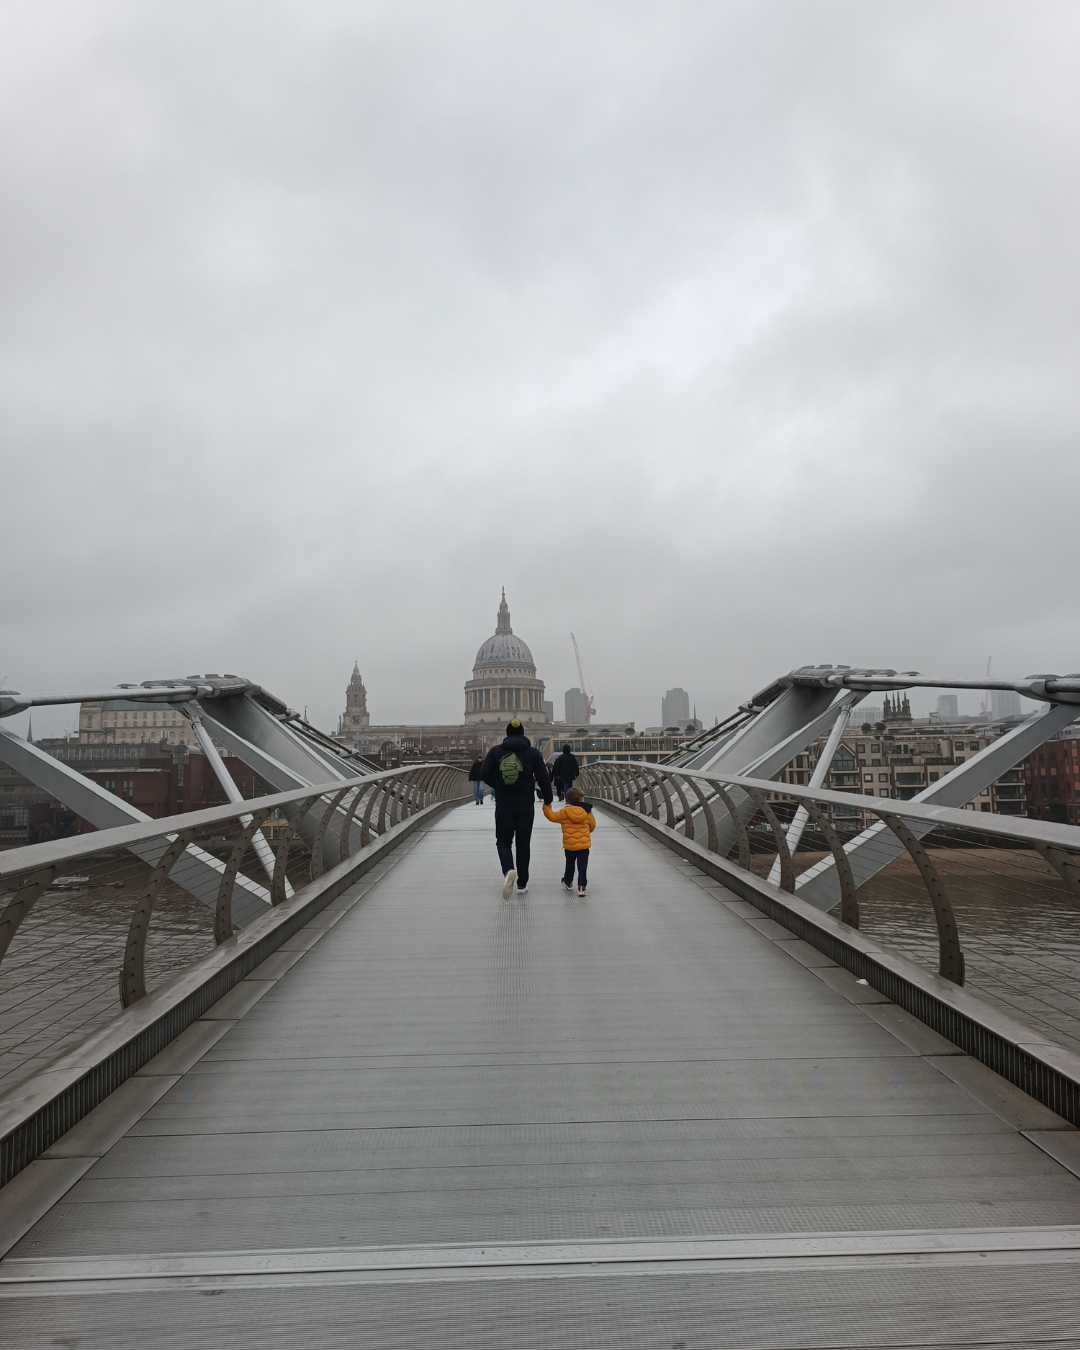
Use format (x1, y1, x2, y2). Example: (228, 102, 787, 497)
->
(796, 704, 1080, 909)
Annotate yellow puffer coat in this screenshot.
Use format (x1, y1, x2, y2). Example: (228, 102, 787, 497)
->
(543, 802, 597, 851)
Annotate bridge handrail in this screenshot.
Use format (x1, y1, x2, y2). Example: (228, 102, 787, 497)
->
(583, 758, 1080, 851)
(0, 764, 461, 880)
(581, 758, 1080, 990)
(0, 763, 468, 1014)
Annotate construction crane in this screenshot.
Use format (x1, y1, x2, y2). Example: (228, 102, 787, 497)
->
(569, 633, 597, 718)
(981, 656, 992, 717)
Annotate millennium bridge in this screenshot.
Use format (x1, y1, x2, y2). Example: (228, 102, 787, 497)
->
(0, 666, 1079, 1347)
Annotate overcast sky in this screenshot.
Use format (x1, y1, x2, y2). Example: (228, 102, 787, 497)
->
(2, 0, 1078, 736)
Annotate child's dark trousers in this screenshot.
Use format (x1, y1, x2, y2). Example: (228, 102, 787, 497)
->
(563, 849, 589, 888)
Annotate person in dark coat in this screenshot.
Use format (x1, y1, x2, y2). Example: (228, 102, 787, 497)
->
(467, 757, 486, 805)
(480, 719, 553, 897)
(551, 744, 580, 802)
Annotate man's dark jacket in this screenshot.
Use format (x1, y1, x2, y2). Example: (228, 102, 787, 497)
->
(481, 735, 553, 804)
(552, 749, 580, 786)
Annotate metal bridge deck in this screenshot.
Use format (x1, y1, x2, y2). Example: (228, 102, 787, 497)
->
(3, 803, 1080, 1346)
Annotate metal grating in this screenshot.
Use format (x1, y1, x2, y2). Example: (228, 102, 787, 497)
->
(4, 1258, 1080, 1348)
(602, 800, 1080, 1128)
(0, 802, 455, 1187)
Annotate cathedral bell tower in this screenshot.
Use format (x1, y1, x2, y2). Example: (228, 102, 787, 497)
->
(339, 662, 371, 743)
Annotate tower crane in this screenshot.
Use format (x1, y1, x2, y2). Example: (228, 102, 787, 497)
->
(569, 633, 596, 719)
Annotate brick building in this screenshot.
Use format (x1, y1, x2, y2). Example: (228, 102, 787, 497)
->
(1025, 724, 1080, 826)
(1, 741, 268, 845)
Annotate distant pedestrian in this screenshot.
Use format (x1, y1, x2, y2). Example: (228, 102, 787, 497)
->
(480, 719, 553, 897)
(551, 743, 580, 802)
(543, 787, 597, 897)
(467, 757, 486, 806)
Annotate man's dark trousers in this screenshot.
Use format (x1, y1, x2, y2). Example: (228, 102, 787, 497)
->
(495, 794, 535, 886)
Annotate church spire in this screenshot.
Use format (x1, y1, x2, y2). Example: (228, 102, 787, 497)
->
(496, 587, 512, 635)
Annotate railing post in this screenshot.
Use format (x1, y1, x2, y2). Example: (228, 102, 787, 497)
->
(685, 777, 719, 852)
(666, 773, 695, 841)
(215, 813, 267, 943)
(746, 788, 795, 893)
(389, 779, 406, 826)
(877, 811, 965, 984)
(311, 787, 351, 881)
(648, 770, 677, 830)
(0, 866, 56, 965)
(270, 797, 315, 906)
(1034, 842, 1080, 897)
(713, 783, 752, 870)
(339, 783, 374, 863)
(802, 800, 859, 928)
(120, 830, 193, 1007)
(271, 824, 296, 907)
(361, 783, 384, 846)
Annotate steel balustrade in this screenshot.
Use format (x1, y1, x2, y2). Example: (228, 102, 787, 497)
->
(580, 760, 1080, 986)
(0, 764, 468, 1011)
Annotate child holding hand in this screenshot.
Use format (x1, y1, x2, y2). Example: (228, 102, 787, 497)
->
(543, 787, 597, 896)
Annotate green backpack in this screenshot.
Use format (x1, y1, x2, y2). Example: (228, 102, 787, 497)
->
(498, 751, 525, 787)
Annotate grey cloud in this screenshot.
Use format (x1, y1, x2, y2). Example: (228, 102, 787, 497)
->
(2, 0, 1078, 736)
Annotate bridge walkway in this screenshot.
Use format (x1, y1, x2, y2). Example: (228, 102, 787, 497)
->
(3, 803, 1080, 1345)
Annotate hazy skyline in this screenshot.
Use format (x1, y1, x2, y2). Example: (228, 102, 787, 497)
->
(3, 2, 1079, 738)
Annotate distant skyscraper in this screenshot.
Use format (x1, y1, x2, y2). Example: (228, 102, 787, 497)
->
(543, 700, 554, 723)
(565, 687, 591, 725)
(935, 694, 960, 720)
(991, 689, 1022, 720)
(662, 687, 691, 728)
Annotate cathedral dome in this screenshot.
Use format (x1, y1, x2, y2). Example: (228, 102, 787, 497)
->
(473, 631, 535, 672)
(471, 589, 536, 675)
(464, 589, 546, 723)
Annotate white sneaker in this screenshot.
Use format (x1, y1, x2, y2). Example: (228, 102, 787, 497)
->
(577, 885, 587, 898)
(517, 883, 528, 895)
(501, 870, 517, 900)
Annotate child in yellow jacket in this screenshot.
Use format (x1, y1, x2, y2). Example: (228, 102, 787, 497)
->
(543, 787, 597, 896)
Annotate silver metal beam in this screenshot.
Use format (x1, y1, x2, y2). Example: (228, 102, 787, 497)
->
(0, 764, 464, 880)
(0, 677, 254, 719)
(195, 693, 351, 788)
(793, 703, 1080, 908)
(786, 664, 1080, 705)
(185, 707, 282, 892)
(683, 688, 849, 855)
(588, 759, 1080, 853)
(192, 700, 373, 856)
(182, 705, 308, 793)
(0, 726, 270, 922)
(768, 696, 859, 885)
(739, 690, 864, 780)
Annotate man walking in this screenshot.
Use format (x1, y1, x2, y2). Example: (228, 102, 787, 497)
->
(481, 718, 553, 898)
(467, 756, 486, 805)
(551, 743, 580, 802)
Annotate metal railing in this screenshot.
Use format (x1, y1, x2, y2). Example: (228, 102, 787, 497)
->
(0, 765, 466, 1086)
(581, 760, 1080, 1050)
